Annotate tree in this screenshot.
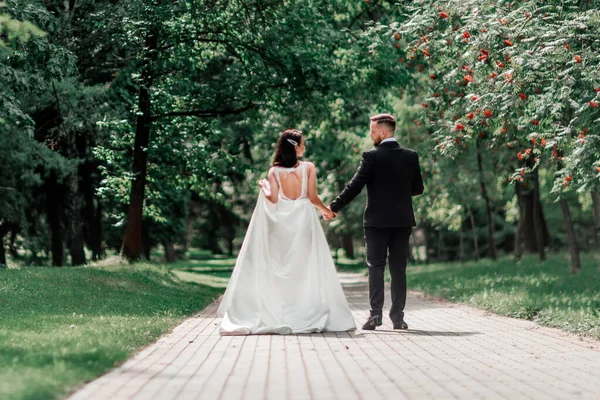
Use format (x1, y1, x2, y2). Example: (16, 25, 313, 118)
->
(0, 1, 73, 267)
(372, 0, 600, 270)
(91, 0, 411, 260)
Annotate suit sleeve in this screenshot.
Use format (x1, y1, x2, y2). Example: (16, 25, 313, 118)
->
(412, 153, 424, 196)
(330, 151, 374, 213)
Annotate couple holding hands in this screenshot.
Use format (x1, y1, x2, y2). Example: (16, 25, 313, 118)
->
(218, 113, 424, 335)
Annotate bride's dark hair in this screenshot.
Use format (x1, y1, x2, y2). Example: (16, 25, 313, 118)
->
(272, 128, 303, 168)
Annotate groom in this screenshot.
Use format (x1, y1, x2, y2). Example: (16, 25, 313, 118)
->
(328, 114, 424, 330)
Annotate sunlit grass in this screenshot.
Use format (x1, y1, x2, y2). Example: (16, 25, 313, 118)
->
(406, 253, 600, 339)
(0, 263, 224, 400)
(163, 256, 237, 288)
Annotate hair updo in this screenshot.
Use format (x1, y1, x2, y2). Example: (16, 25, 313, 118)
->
(272, 128, 303, 168)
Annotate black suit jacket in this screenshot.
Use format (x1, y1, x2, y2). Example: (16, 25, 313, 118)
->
(330, 141, 424, 228)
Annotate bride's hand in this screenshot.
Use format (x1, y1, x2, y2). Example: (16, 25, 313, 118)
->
(258, 179, 271, 196)
(322, 207, 336, 220)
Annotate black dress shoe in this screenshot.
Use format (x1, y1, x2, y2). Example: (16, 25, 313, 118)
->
(362, 315, 383, 330)
(393, 320, 409, 330)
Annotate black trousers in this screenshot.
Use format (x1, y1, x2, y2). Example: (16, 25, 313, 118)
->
(364, 226, 412, 322)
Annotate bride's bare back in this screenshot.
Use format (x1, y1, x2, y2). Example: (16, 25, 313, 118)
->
(259, 161, 333, 218)
(274, 164, 305, 200)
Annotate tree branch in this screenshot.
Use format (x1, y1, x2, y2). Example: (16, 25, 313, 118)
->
(151, 103, 256, 121)
(348, 0, 382, 29)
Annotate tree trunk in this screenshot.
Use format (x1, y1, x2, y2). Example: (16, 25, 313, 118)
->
(515, 177, 549, 258)
(558, 199, 581, 273)
(0, 227, 7, 268)
(122, 31, 158, 261)
(514, 218, 523, 259)
(163, 241, 175, 263)
(8, 230, 19, 259)
(81, 160, 104, 261)
(469, 209, 480, 261)
(90, 201, 104, 260)
(142, 224, 152, 260)
(423, 223, 430, 263)
(65, 171, 86, 266)
(548, 158, 578, 271)
(0, 241, 6, 269)
(459, 226, 465, 262)
(221, 209, 237, 257)
(64, 133, 86, 266)
(184, 194, 201, 253)
(459, 222, 465, 262)
(342, 233, 355, 259)
(226, 238, 234, 256)
(476, 141, 497, 260)
(52, 79, 86, 266)
(206, 233, 223, 255)
(46, 173, 65, 267)
(514, 182, 523, 260)
(517, 182, 537, 253)
(437, 228, 444, 261)
(592, 191, 600, 250)
(531, 170, 546, 261)
(49, 214, 64, 266)
(205, 201, 224, 255)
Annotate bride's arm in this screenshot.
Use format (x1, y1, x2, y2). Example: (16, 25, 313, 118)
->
(259, 167, 279, 203)
(306, 163, 334, 217)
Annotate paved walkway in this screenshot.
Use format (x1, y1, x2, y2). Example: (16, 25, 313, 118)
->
(69, 273, 600, 400)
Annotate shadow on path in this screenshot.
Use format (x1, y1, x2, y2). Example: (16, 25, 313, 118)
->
(362, 329, 481, 336)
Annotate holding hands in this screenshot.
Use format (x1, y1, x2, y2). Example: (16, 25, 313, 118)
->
(322, 206, 337, 221)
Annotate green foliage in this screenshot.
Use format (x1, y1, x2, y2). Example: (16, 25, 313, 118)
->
(0, 1, 74, 251)
(91, 0, 412, 254)
(362, 1, 600, 262)
(0, 262, 223, 399)
(374, 0, 600, 195)
(0, 132, 62, 229)
(0, 2, 46, 49)
(3, 0, 597, 262)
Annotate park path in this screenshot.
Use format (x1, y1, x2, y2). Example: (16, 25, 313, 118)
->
(69, 273, 600, 400)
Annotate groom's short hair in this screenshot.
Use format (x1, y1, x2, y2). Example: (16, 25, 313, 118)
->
(370, 114, 396, 133)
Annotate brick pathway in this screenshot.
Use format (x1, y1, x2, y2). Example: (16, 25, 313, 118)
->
(69, 273, 600, 400)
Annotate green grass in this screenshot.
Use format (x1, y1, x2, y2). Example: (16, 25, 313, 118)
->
(406, 253, 600, 339)
(335, 255, 368, 272)
(167, 257, 236, 288)
(0, 263, 224, 400)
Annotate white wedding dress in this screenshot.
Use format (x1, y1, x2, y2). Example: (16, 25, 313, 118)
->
(218, 162, 356, 335)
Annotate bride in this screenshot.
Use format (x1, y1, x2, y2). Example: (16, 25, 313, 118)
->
(218, 128, 356, 335)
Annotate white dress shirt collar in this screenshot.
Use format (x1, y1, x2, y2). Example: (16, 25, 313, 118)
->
(381, 137, 398, 144)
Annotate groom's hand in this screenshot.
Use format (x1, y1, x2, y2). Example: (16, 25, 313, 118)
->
(329, 206, 337, 220)
(322, 207, 337, 220)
